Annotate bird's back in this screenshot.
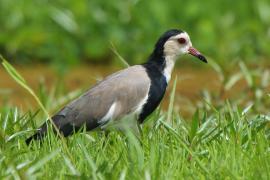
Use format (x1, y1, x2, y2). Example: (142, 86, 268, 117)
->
(58, 65, 151, 128)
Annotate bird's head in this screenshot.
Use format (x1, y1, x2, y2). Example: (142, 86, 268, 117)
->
(152, 29, 207, 63)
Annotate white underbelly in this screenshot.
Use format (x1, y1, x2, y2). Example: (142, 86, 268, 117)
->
(98, 93, 149, 131)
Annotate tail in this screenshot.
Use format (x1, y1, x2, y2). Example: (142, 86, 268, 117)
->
(25, 121, 49, 145)
(25, 115, 79, 145)
(25, 115, 61, 145)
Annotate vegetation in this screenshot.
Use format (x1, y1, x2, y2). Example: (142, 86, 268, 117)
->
(1, 0, 270, 179)
(1, 104, 270, 179)
(1, 58, 270, 179)
(1, 0, 270, 66)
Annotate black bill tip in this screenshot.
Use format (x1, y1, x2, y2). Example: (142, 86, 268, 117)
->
(197, 54, 207, 63)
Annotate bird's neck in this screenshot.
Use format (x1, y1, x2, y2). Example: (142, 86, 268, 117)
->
(163, 55, 177, 82)
(147, 53, 177, 83)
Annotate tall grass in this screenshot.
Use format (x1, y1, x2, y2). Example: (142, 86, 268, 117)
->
(0, 55, 77, 166)
(1, 99, 270, 179)
(1, 57, 270, 179)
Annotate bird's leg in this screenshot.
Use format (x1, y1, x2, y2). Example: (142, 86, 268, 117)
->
(136, 121, 143, 138)
(99, 130, 111, 149)
(133, 120, 145, 146)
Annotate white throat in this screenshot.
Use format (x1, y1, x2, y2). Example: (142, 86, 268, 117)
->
(163, 55, 177, 83)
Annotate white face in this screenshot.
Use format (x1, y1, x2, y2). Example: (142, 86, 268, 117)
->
(163, 32, 192, 57)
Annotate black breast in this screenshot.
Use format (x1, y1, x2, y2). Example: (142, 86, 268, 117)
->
(138, 29, 182, 123)
(138, 62, 167, 123)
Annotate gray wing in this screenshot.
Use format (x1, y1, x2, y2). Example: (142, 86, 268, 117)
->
(53, 65, 150, 134)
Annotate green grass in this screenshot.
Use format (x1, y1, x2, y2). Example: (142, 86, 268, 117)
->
(1, 102, 270, 179)
(1, 58, 270, 179)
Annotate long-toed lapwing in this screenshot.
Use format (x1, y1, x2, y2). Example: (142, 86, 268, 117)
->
(26, 29, 207, 144)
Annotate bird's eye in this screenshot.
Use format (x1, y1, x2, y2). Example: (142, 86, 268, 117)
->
(177, 38, 186, 44)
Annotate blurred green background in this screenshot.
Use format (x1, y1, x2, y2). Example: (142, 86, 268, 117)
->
(1, 0, 270, 68)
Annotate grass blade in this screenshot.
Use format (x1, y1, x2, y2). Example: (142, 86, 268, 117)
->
(26, 149, 60, 175)
(167, 76, 177, 122)
(189, 110, 200, 143)
(110, 42, 129, 67)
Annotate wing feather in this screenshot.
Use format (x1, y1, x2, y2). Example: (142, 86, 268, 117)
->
(54, 65, 150, 131)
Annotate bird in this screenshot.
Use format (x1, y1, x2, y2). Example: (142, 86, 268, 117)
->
(26, 29, 207, 144)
